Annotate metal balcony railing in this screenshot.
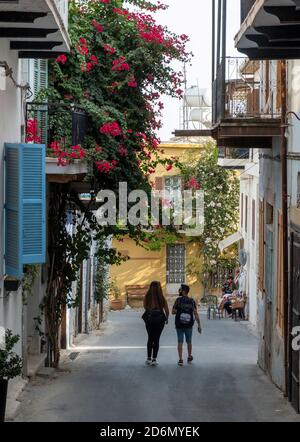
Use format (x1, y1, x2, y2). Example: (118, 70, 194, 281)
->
(54, 0, 68, 30)
(212, 57, 281, 124)
(26, 102, 87, 154)
(219, 147, 250, 160)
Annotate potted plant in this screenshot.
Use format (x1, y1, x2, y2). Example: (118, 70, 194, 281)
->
(109, 279, 123, 311)
(0, 330, 23, 422)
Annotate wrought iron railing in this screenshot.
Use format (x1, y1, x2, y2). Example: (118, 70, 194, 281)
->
(212, 57, 281, 124)
(219, 147, 250, 160)
(26, 102, 87, 154)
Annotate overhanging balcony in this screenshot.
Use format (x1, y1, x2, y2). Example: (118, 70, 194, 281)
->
(26, 102, 88, 184)
(211, 56, 281, 149)
(0, 0, 70, 58)
(218, 147, 250, 170)
(236, 0, 300, 60)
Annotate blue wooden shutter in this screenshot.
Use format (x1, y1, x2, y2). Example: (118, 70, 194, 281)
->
(22, 144, 46, 264)
(5, 144, 23, 278)
(5, 143, 46, 278)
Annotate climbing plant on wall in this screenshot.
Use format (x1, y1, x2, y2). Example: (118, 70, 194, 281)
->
(34, 0, 191, 367)
(181, 141, 240, 289)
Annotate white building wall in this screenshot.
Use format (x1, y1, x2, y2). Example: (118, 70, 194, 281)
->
(240, 149, 259, 326)
(258, 138, 285, 391)
(0, 40, 23, 356)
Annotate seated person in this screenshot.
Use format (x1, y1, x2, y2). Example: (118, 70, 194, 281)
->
(221, 277, 235, 316)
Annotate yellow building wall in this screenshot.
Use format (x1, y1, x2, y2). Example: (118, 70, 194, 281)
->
(110, 142, 207, 304)
(110, 237, 203, 302)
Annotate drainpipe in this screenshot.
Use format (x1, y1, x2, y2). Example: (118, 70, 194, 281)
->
(280, 60, 289, 397)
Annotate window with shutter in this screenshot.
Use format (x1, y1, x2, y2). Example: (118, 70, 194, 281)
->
(245, 195, 248, 233)
(241, 193, 244, 228)
(252, 199, 256, 241)
(277, 211, 284, 335)
(33, 59, 48, 145)
(258, 200, 265, 292)
(5, 143, 46, 279)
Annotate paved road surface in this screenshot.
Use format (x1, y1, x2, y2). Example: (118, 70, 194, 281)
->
(15, 310, 300, 422)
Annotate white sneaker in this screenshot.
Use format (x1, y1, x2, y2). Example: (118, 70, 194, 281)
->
(151, 359, 158, 366)
(145, 359, 152, 366)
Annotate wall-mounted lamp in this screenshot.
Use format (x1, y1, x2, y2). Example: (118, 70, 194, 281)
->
(0, 60, 31, 94)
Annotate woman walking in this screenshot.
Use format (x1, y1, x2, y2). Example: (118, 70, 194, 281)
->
(143, 281, 169, 366)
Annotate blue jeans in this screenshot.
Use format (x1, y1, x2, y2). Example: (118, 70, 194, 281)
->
(176, 328, 193, 344)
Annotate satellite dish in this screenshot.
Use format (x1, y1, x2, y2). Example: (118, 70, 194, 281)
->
(239, 249, 247, 266)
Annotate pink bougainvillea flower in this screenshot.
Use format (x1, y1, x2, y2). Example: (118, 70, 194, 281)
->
(100, 0, 110, 3)
(151, 138, 159, 149)
(128, 77, 138, 88)
(186, 177, 201, 190)
(95, 144, 102, 153)
(99, 121, 122, 137)
(103, 44, 116, 55)
(119, 144, 128, 157)
(112, 57, 130, 71)
(50, 141, 61, 153)
(95, 160, 117, 173)
(165, 163, 173, 172)
(71, 145, 86, 159)
(56, 54, 67, 65)
(26, 118, 42, 143)
(91, 19, 104, 33)
(77, 38, 89, 56)
(90, 55, 99, 66)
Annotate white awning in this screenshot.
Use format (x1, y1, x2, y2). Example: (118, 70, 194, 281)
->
(219, 231, 243, 252)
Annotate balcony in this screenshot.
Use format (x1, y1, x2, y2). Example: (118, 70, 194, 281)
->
(26, 102, 88, 184)
(211, 56, 281, 149)
(236, 0, 300, 60)
(218, 147, 250, 170)
(0, 0, 70, 58)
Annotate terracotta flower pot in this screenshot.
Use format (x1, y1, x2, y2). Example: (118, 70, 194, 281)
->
(110, 299, 123, 311)
(0, 379, 8, 422)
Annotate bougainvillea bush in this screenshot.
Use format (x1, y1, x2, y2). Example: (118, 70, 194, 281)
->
(43, 0, 190, 193)
(33, 0, 191, 367)
(181, 141, 240, 289)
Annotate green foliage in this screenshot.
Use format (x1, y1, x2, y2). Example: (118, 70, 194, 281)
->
(181, 141, 240, 288)
(22, 265, 39, 305)
(0, 330, 23, 380)
(40, 0, 190, 367)
(108, 278, 122, 300)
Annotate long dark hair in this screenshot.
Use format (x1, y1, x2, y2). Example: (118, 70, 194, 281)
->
(144, 281, 164, 311)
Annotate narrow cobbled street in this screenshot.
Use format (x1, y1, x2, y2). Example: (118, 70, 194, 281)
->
(14, 311, 300, 423)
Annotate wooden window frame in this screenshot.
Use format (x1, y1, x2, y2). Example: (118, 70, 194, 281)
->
(276, 210, 284, 335)
(245, 195, 248, 233)
(258, 200, 265, 292)
(252, 199, 256, 241)
(241, 193, 244, 229)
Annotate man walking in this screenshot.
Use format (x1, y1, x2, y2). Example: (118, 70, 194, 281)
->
(172, 284, 202, 366)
